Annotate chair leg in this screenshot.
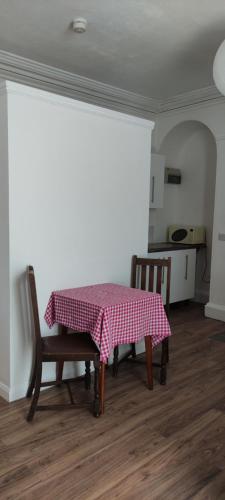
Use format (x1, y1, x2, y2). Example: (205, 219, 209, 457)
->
(166, 338, 169, 363)
(27, 358, 42, 422)
(85, 361, 91, 390)
(65, 381, 75, 405)
(131, 343, 136, 358)
(56, 325, 67, 385)
(160, 338, 168, 385)
(99, 362, 105, 415)
(93, 358, 100, 417)
(145, 335, 153, 390)
(56, 361, 64, 386)
(112, 346, 119, 377)
(26, 353, 37, 398)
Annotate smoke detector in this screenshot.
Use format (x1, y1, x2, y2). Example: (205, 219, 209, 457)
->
(72, 17, 87, 34)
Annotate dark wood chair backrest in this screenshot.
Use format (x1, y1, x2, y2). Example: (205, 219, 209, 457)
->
(130, 255, 171, 316)
(27, 265, 42, 345)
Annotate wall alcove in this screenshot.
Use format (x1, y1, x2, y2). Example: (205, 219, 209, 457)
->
(151, 120, 217, 301)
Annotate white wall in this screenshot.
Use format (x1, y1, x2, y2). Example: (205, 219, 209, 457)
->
(0, 89, 10, 400)
(208, 137, 225, 315)
(150, 121, 216, 301)
(1, 81, 154, 401)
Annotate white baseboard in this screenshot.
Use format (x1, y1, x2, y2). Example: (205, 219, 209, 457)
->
(205, 302, 225, 322)
(0, 381, 10, 402)
(6, 363, 89, 402)
(6, 346, 147, 402)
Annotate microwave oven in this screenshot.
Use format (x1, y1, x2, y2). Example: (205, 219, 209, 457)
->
(168, 225, 206, 244)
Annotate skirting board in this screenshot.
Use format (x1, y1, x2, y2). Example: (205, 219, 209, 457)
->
(205, 302, 225, 322)
(8, 366, 82, 402)
(0, 381, 10, 402)
(2, 343, 146, 403)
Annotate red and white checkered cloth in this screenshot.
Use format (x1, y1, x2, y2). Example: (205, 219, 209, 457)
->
(44, 283, 171, 363)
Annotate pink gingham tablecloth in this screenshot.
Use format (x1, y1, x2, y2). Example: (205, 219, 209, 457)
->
(44, 283, 171, 362)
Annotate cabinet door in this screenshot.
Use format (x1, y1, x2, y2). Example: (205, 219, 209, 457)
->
(146, 249, 196, 303)
(183, 249, 196, 299)
(150, 154, 165, 209)
(170, 249, 196, 303)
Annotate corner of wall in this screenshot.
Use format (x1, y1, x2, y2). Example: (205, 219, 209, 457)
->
(0, 82, 11, 401)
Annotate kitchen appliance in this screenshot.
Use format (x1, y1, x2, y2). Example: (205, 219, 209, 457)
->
(168, 225, 206, 244)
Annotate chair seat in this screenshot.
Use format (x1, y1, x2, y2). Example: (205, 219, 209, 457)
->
(42, 332, 99, 360)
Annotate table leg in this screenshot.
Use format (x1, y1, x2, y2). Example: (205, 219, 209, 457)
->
(56, 325, 67, 385)
(145, 335, 153, 390)
(99, 362, 105, 414)
(160, 337, 168, 385)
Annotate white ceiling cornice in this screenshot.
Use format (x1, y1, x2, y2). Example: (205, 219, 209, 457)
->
(0, 79, 155, 130)
(0, 49, 224, 117)
(160, 85, 224, 112)
(0, 49, 159, 117)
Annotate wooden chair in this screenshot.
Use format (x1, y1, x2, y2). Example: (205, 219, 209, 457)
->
(26, 265, 100, 420)
(113, 255, 171, 385)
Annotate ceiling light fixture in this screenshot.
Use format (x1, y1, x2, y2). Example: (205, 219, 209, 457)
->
(213, 40, 225, 95)
(72, 17, 87, 34)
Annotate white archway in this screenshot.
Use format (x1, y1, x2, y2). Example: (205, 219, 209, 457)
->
(152, 101, 225, 320)
(152, 118, 217, 305)
(154, 104, 225, 321)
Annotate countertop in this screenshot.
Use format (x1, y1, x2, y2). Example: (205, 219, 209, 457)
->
(148, 242, 206, 253)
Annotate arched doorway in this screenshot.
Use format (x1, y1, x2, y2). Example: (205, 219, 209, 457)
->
(150, 120, 217, 302)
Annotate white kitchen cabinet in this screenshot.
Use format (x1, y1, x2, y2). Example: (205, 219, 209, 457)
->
(150, 153, 165, 209)
(146, 249, 196, 303)
(170, 249, 196, 303)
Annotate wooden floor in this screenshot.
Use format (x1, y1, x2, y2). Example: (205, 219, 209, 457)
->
(1, 303, 225, 500)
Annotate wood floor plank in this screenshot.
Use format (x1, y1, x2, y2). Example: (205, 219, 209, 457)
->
(0, 303, 225, 499)
(192, 470, 225, 500)
(95, 410, 225, 500)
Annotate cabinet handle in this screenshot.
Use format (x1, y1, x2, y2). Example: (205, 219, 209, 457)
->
(151, 176, 155, 204)
(185, 255, 188, 280)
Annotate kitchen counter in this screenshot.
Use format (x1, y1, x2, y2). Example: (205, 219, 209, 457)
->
(148, 242, 206, 253)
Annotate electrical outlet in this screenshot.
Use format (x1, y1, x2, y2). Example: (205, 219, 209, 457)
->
(218, 233, 225, 241)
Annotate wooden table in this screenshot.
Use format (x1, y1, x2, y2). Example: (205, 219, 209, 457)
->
(45, 283, 171, 414)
